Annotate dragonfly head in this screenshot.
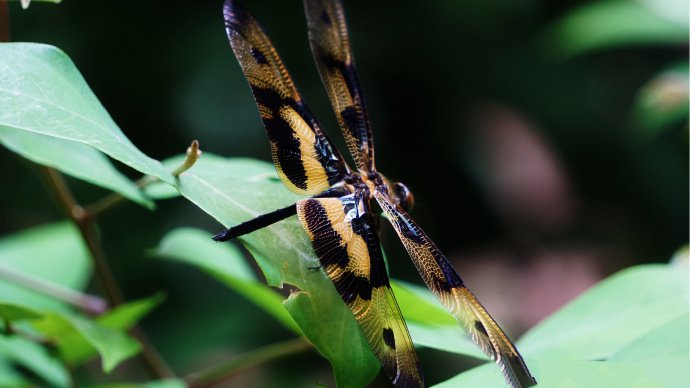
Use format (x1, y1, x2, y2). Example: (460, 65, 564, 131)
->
(392, 181, 414, 212)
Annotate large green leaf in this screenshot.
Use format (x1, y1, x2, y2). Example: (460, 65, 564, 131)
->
(609, 314, 688, 362)
(546, 1, 688, 58)
(437, 261, 689, 387)
(154, 227, 300, 334)
(435, 357, 690, 388)
(0, 222, 91, 312)
(0, 43, 173, 193)
(149, 154, 379, 387)
(517, 263, 688, 360)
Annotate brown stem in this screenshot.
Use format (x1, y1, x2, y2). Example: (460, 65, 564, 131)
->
(39, 166, 175, 379)
(40, 167, 124, 306)
(185, 337, 312, 388)
(0, 0, 9, 43)
(84, 140, 199, 219)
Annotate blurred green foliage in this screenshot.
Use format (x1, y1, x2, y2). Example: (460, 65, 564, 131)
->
(0, 0, 687, 386)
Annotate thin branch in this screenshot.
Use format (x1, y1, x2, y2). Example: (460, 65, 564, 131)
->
(0, 0, 9, 43)
(40, 167, 124, 307)
(39, 166, 175, 379)
(0, 264, 107, 315)
(84, 140, 199, 219)
(185, 337, 312, 388)
(83, 175, 157, 220)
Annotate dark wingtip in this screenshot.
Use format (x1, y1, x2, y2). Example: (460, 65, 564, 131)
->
(222, 0, 250, 31)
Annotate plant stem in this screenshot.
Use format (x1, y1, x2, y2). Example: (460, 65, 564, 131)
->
(39, 166, 175, 379)
(0, 264, 107, 315)
(41, 167, 124, 306)
(0, 0, 9, 42)
(84, 139, 200, 219)
(185, 337, 312, 388)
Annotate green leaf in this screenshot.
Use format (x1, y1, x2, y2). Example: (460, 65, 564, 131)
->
(406, 322, 485, 360)
(32, 312, 140, 373)
(0, 334, 70, 387)
(97, 293, 165, 330)
(0, 359, 24, 388)
(609, 314, 689, 361)
(85, 379, 187, 388)
(437, 259, 690, 386)
(391, 280, 456, 326)
(0, 43, 174, 187)
(283, 292, 379, 387)
(151, 154, 380, 387)
(0, 222, 91, 312)
(43, 295, 162, 369)
(545, 1, 688, 58)
(638, 0, 689, 28)
(154, 227, 300, 334)
(632, 62, 689, 135)
(0, 301, 43, 321)
(0, 126, 152, 208)
(435, 357, 690, 388)
(517, 263, 688, 360)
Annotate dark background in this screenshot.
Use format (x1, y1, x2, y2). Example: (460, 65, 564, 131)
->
(2, 0, 687, 386)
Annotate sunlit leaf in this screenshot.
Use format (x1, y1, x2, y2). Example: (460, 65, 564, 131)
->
(435, 357, 690, 388)
(0, 43, 174, 189)
(149, 154, 380, 387)
(637, 0, 689, 28)
(546, 1, 688, 58)
(518, 264, 688, 360)
(632, 62, 689, 135)
(610, 314, 688, 362)
(0, 222, 91, 312)
(154, 227, 300, 334)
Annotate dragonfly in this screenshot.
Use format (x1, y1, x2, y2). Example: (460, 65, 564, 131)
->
(215, 0, 536, 386)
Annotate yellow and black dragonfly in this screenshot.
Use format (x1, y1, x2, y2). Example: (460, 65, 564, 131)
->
(215, 0, 536, 387)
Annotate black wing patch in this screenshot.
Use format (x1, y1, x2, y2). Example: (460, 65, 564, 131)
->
(223, 0, 349, 194)
(297, 194, 424, 387)
(304, 0, 375, 171)
(375, 190, 537, 388)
